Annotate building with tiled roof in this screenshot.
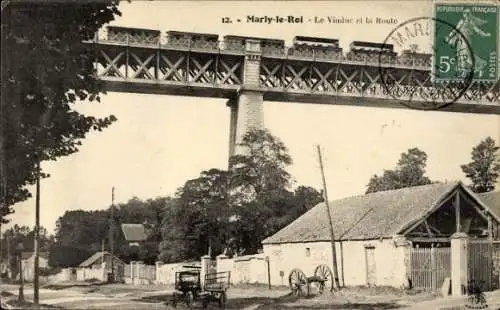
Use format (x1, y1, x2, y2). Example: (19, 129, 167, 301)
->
(121, 224, 148, 246)
(262, 181, 500, 289)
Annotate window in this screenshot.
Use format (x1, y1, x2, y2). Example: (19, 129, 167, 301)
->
(305, 247, 311, 257)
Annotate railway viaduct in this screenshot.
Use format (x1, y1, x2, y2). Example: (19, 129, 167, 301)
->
(90, 26, 500, 157)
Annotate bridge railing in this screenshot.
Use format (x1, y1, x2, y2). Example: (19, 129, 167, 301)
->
(92, 27, 435, 68)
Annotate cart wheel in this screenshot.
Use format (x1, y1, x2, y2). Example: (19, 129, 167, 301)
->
(218, 291, 227, 308)
(288, 268, 309, 297)
(185, 291, 194, 308)
(314, 264, 334, 293)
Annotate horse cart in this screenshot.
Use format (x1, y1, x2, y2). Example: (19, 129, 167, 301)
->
(288, 264, 335, 297)
(171, 267, 231, 308)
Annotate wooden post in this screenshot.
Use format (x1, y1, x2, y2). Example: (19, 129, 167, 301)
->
(455, 192, 460, 233)
(109, 187, 115, 282)
(6, 233, 11, 278)
(101, 240, 105, 265)
(487, 215, 493, 241)
(316, 145, 341, 289)
(33, 159, 40, 304)
(431, 246, 436, 290)
(266, 256, 271, 290)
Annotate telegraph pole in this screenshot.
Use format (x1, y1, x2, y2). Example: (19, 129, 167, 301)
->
(33, 159, 40, 303)
(101, 239, 105, 264)
(316, 145, 341, 289)
(6, 233, 11, 279)
(109, 187, 115, 282)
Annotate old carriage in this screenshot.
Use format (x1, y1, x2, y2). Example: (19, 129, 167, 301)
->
(171, 267, 231, 308)
(288, 264, 335, 297)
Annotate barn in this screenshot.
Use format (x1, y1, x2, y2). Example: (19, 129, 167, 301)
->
(262, 181, 500, 290)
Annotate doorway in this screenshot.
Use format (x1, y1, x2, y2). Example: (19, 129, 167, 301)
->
(365, 246, 376, 286)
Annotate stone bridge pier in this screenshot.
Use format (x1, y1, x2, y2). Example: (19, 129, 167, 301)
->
(227, 39, 265, 159)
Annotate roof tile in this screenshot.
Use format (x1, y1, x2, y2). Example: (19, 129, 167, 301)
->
(262, 182, 459, 244)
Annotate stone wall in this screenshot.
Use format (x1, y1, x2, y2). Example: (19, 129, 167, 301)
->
(217, 253, 269, 285)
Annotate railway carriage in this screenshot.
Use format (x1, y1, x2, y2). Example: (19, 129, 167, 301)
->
(288, 36, 343, 59)
(347, 40, 397, 63)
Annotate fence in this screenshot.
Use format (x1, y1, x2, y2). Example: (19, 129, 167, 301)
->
(409, 247, 451, 290)
(468, 240, 500, 292)
(139, 264, 156, 281)
(123, 262, 156, 284)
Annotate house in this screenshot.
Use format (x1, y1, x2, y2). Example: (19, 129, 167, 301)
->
(78, 251, 125, 282)
(79, 251, 125, 270)
(262, 181, 500, 289)
(21, 252, 49, 281)
(121, 224, 148, 246)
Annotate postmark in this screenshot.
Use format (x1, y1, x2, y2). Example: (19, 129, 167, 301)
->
(379, 16, 475, 111)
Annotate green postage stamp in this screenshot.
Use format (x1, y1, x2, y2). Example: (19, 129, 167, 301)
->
(434, 3, 499, 81)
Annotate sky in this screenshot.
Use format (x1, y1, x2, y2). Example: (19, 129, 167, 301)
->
(5, 0, 500, 234)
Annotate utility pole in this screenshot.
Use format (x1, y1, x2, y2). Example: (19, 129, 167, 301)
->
(316, 145, 341, 289)
(109, 187, 115, 282)
(33, 159, 40, 304)
(101, 239, 104, 264)
(0, 222, 2, 286)
(6, 233, 11, 279)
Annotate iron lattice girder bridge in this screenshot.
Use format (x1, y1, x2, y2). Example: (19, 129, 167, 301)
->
(89, 27, 500, 114)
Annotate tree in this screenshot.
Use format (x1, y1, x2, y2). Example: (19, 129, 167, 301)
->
(50, 209, 109, 267)
(1, 1, 121, 222)
(158, 130, 324, 261)
(226, 129, 294, 253)
(366, 147, 433, 193)
(292, 185, 324, 216)
(159, 169, 230, 262)
(229, 129, 293, 203)
(461, 137, 500, 193)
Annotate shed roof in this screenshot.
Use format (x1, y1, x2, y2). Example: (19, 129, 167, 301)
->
(79, 251, 124, 267)
(478, 191, 500, 217)
(121, 224, 148, 242)
(262, 182, 495, 244)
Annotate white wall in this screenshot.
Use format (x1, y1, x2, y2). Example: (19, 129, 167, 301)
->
(76, 266, 107, 282)
(217, 253, 268, 285)
(263, 238, 408, 288)
(263, 241, 335, 287)
(21, 256, 49, 281)
(45, 268, 72, 283)
(155, 262, 199, 285)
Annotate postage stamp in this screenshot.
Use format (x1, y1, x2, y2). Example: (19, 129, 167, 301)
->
(379, 17, 475, 110)
(434, 3, 499, 82)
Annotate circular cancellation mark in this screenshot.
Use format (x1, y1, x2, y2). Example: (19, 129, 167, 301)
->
(378, 17, 475, 111)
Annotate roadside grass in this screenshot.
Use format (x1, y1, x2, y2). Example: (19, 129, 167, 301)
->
(328, 285, 439, 303)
